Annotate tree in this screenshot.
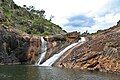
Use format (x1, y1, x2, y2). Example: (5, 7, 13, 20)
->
(23, 5, 26, 8)
(49, 15, 54, 21)
(36, 9, 45, 18)
(25, 5, 35, 12)
(81, 30, 90, 36)
(29, 6, 35, 11)
(39, 9, 45, 18)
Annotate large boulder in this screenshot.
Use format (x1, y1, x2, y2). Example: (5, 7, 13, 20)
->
(45, 31, 80, 42)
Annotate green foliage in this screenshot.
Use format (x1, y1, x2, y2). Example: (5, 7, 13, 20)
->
(43, 31, 50, 35)
(0, 0, 66, 35)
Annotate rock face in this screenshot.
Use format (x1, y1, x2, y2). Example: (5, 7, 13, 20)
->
(23, 35, 41, 64)
(0, 24, 42, 64)
(55, 21, 120, 73)
(0, 24, 20, 64)
(0, 23, 37, 64)
(39, 31, 80, 64)
(0, 23, 81, 65)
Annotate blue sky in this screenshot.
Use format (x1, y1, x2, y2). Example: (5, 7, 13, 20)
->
(64, 15, 95, 28)
(13, 0, 120, 33)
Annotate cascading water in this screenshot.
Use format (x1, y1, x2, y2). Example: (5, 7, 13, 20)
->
(39, 37, 86, 66)
(35, 37, 47, 65)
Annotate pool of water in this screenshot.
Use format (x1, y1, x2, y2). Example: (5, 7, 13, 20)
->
(0, 65, 119, 80)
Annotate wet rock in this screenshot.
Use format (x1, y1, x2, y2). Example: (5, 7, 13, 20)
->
(27, 36, 40, 63)
(9, 52, 19, 63)
(0, 24, 28, 64)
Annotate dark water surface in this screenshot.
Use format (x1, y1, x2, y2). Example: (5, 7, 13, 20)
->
(0, 65, 119, 80)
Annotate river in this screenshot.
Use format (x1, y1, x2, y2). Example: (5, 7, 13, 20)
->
(0, 65, 119, 80)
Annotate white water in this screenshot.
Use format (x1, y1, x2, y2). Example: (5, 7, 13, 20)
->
(40, 37, 86, 66)
(35, 37, 47, 65)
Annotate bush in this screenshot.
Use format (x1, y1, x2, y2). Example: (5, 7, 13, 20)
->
(43, 31, 50, 35)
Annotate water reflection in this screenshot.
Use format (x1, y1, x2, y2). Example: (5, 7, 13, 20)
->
(0, 65, 120, 80)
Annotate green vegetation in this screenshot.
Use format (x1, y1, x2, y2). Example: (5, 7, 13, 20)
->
(0, 0, 66, 35)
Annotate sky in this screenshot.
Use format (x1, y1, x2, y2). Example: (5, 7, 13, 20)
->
(13, 0, 120, 33)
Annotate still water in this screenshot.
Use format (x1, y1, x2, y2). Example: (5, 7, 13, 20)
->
(0, 65, 119, 80)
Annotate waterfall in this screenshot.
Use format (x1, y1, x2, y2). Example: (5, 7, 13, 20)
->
(35, 37, 47, 65)
(40, 37, 86, 66)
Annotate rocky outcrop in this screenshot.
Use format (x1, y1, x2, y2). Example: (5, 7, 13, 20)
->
(55, 21, 120, 73)
(24, 35, 41, 64)
(0, 24, 20, 64)
(0, 23, 40, 64)
(0, 22, 81, 65)
(64, 31, 80, 43)
(44, 31, 80, 42)
(39, 31, 80, 64)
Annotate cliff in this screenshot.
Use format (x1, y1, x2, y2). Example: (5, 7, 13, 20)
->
(55, 21, 120, 73)
(0, 22, 80, 65)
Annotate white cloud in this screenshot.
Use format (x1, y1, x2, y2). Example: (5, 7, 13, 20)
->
(13, 0, 120, 33)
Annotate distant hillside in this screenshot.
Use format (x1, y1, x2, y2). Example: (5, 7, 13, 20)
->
(0, 0, 66, 35)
